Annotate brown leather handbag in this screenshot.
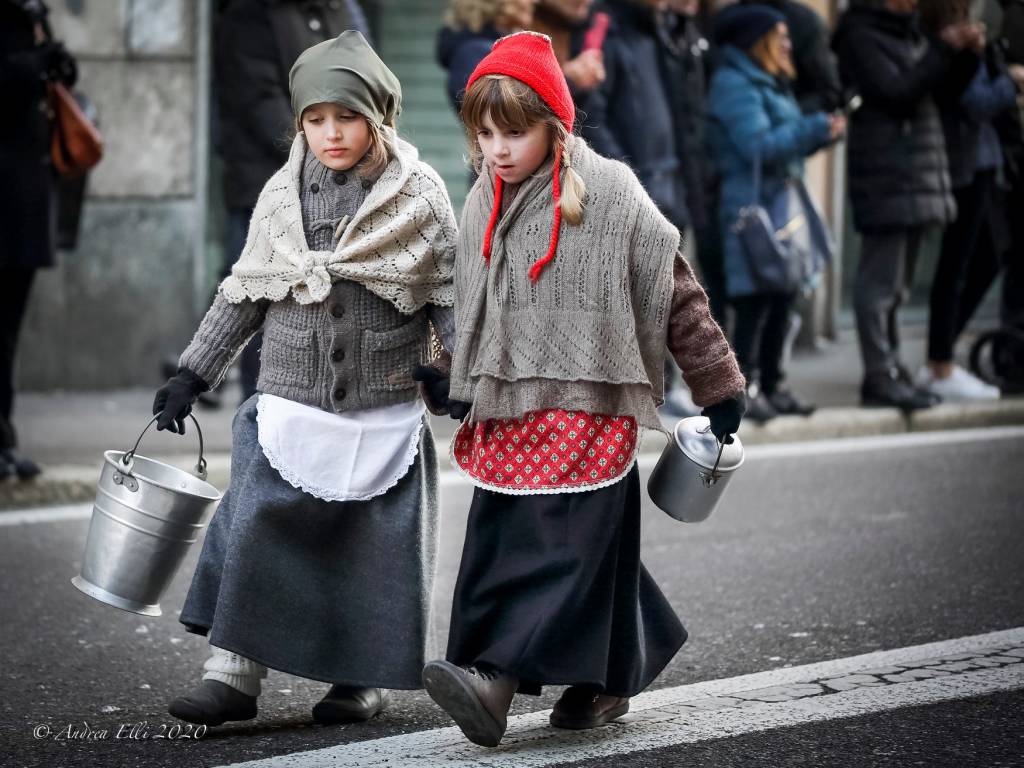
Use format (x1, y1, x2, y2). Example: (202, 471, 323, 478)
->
(49, 81, 103, 177)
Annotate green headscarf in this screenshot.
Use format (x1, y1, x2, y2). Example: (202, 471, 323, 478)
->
(289, 30, 402, 127)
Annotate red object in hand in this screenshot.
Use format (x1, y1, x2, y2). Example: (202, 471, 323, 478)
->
(583, 12, 610, 52)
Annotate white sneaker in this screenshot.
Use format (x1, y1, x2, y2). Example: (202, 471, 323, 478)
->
(917, 365, 1000, 402)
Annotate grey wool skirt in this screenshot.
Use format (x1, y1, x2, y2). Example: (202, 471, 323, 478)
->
(179, 395, 439, 689)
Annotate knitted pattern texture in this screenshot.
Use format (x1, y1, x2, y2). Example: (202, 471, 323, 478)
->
(449, 139, 744, 430)
(450, 139, 680, 431)
(220, 129, 456, 313)
(180, 148, 454, 413)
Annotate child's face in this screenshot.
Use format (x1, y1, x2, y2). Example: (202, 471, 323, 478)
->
(476, 112, 552, 185)
(301, 102, 372, 172)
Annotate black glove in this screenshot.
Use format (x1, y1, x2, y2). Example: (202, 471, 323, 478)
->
(412, 364, 451, 415)
(412, 363, 471, 420)
(702, 393, 746, 444)
(152, 368, 209, 434)
(447, 400, 472, 421)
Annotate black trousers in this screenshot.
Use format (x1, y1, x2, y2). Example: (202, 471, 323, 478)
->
(731, 291, 795, 393)
(1003, 171, 1024, 332)
(0, 266, 36, 449)
(855, 227, 924, 378)
(694, 179, 728, 329)
(928, 170, 1003, 362)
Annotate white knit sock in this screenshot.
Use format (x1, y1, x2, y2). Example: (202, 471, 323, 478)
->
(202, 645, 268, 697)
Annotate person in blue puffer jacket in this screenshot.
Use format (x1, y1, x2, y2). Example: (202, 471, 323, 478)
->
(706, 3, 844, 422)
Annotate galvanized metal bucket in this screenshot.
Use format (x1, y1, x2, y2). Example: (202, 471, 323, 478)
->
(647, 416, 745, 523)
(71, 414, 221, 616)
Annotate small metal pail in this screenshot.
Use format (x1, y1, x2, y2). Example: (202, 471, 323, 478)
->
(72, 414, 221, 616)
(647, 416, 745, 523)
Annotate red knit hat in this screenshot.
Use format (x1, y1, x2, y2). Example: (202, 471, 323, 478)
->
(466, 32, 575, 281)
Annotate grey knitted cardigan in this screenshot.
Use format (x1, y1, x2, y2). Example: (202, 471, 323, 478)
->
(450, 139, 742, 430)
(180, 149, 455, 414)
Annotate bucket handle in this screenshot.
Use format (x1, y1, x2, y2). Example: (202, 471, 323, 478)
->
(119, 413, 209, 481)
(697, 424, 727, 488)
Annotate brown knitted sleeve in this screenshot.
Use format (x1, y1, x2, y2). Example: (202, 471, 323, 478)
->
(666, 251, 746, 407)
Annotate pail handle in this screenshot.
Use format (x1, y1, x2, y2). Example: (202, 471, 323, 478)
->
(119, 413, 208, 481)
(697, 424, 728, 487)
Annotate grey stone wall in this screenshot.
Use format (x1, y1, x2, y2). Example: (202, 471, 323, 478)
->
(18, 0, 206, 390)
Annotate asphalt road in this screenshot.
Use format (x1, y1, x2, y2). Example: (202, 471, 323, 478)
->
(1, 428, 1022, 768)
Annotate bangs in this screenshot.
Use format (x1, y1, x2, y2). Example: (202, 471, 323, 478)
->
(460, 75, 549, 134)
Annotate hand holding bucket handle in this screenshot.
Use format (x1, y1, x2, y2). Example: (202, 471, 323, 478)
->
(700, 393, 747, 446)
(152, 368, 210, 434)
(120, 413, 209, 481)
(696, 424, 728, 487)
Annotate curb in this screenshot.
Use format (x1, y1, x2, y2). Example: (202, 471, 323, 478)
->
(3, 398, 1023, 511)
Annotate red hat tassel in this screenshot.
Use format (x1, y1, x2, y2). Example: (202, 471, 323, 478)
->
(481, 175, 504, 264)
(528, 150, 562, 282)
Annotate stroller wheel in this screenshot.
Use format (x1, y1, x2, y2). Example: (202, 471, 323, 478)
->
(969, 328, 1024, 395)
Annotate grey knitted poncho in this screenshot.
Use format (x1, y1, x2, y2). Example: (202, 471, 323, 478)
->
(449, 138, 681, 430)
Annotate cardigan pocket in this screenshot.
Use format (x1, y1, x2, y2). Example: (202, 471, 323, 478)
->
(363, 317, 426, 393)
(260, 319, 318, 390)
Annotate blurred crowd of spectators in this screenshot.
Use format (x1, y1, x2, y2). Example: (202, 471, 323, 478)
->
(437, 0, 1024, 418)
(4, 0, 1024, 480)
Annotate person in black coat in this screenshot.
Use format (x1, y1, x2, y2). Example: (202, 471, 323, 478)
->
(0, 0, 77, 480)
(661, 0, 711, 234)
(917, 0, 1019, 401)
(833, 0, 981, 410)
(583, 0, 691, 230)
(208, 0, 369, 403)
(663, 0, 727, 330)
(583, 0, 704, 417)
(996, 0, 1024, 366)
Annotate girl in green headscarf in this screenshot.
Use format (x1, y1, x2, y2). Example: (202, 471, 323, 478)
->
(153, 31, 459, 729)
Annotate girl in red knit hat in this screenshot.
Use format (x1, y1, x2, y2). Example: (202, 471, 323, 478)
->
(417, 30, 747, 748)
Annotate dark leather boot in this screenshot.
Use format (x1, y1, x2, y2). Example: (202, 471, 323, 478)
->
(765, 388, 816, 416)
(550, 686, 630, 730)
(422, 661, 518, 747)
(2, 448, 41, 480)
(861, 370, 933, 411)
(745, 384, 779, 423)
(312, 685, 389, 724)
(168, 680, 257, 726)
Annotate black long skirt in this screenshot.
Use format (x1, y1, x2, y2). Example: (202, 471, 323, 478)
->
(445, 466, 686, 697)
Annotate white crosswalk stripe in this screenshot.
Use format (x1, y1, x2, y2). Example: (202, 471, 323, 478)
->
(213, 628, 1024, 768)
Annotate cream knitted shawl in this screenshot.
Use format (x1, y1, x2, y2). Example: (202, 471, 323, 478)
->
(220, 130, 457, 313)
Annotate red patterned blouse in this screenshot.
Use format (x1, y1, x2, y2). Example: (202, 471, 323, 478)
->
(451, 409, 640, 495)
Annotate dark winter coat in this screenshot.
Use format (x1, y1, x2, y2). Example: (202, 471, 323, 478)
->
(214, 0, 369, 212)
(582, 0, 691, 229)
(1003, 0, 1024, 63)
(938, 46, 1018, 189)
(706, 45, 831, 297)
(996, 0, 1024, 183)
(0, 0, 73, 269)
(833, 2, 976, 233)
(658, 11, 712, 230)
(742, 0, 843, 113)
(436, 23, 501, 112)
